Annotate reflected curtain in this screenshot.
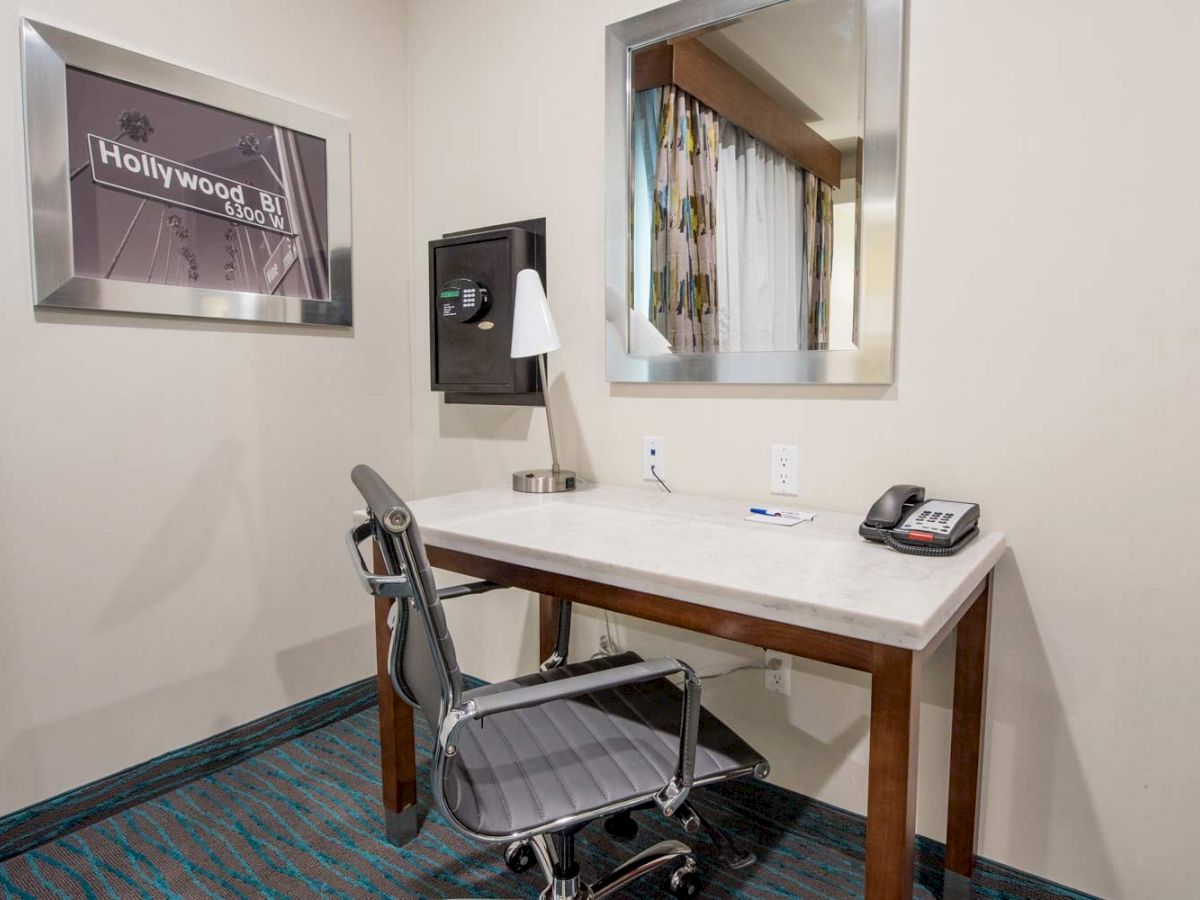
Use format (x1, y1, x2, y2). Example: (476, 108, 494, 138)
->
(649, 86, 720, 353)
(631, 88, 662, 325)
(715, 123, 802, 351)
(715, 120, 835, 351)
(803, 170, 835, 350)
(644, 87, 835, 352)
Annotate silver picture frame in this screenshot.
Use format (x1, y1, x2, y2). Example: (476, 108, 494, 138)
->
(605, 0, 905, 384)
(20, 19, 352, 326)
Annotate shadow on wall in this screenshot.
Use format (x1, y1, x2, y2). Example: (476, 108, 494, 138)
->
(96, 439, 246, 629)
(438, 399, 533, 442)
(432, 369, 592, 486)
(988, 556, 1117, 895)
(1, 435, 376, 810)
(0, 616, 373, 805)
(275, 624, 377, 702)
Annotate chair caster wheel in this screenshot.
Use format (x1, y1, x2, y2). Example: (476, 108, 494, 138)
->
(504, 841, 537, 874)
(669, 862, 703, 899)
(604, 811, 639, 841)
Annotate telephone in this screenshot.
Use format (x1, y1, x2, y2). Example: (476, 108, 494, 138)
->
(859, 485, 980, 556)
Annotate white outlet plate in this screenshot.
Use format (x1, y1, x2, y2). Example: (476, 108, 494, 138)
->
(765, 650, 791, 695)
(643, 436, 666, 482)
(770, 444, 799, 495)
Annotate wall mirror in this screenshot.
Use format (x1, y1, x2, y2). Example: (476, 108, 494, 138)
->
(605, 0, 904, 384)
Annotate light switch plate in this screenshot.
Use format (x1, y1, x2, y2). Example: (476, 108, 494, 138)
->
(770, 444, 798, 495)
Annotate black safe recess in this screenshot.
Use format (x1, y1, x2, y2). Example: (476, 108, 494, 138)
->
(429, 220, 546, 406)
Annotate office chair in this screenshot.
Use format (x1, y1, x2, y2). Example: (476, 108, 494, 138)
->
(346, 465, 770, 899)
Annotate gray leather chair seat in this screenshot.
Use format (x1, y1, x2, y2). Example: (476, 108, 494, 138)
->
(445, 652, 766, 837)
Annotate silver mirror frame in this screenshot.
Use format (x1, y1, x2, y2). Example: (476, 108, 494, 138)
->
(605, 0, 904, 384)
(20, 19, 352, 327)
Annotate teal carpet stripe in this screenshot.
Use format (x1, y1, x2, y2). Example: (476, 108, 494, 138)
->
(0, 676, 1099, 899)
(0, 678, 378, 862)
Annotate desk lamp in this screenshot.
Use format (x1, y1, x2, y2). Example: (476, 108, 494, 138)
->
(510, 269, 575, 493)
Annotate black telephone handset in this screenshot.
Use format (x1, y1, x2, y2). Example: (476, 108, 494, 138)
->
(860, 485, 980, 556)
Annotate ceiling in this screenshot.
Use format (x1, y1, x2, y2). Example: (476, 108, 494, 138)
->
(699, 0, 863, 146)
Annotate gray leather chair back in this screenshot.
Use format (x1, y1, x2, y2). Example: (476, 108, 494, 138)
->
(351, 465, 462, 731)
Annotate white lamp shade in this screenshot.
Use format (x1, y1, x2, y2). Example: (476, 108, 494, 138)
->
(510, 269, 561, 358)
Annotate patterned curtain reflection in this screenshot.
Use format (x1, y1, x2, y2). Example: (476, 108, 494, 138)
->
(643, 87, 836, 353)
(650, 86, 720, 353)
(803, 171, 835, 350)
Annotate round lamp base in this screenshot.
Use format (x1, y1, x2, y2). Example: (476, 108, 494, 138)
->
(512, 469, 576, 493)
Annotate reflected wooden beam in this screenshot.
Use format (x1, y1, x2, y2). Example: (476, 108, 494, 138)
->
(632, 38, 841, 188)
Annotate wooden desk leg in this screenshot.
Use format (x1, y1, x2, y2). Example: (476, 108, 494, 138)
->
(373, 543, 420, 846)
(538, 594, 562, 663)
(944, 580, 993, 897)
(866, 645, 920, 900)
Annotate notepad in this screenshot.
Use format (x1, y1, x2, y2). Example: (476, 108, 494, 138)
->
(744, 512, 815, 527)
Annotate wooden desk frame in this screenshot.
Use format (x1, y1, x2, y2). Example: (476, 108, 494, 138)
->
(371, 543, 993, 900)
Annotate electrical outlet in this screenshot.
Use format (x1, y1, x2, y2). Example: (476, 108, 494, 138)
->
(643, 436, 666, 482)
(770, 444, 799, 495)
(764, 650, 791, 695)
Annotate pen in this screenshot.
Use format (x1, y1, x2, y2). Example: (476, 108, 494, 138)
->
(749, 507, 807, 519)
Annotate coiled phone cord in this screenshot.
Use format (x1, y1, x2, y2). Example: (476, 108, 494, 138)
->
(883, 527, 979, 557)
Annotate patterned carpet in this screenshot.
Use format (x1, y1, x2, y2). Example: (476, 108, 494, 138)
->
(0, 705, 1094, 899)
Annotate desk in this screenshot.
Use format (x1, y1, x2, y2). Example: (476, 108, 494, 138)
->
(368, 485, 1005, 900)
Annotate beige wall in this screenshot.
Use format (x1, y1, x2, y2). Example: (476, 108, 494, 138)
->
(2, 1, 1197, 896)
(0, 0, 410, 814)
(404, 1, 1200, 897)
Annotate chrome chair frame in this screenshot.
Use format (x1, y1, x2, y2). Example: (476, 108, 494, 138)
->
(345, 465, 766, 898)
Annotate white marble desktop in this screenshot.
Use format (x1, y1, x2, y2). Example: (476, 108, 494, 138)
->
(407, 484, 1006, 650)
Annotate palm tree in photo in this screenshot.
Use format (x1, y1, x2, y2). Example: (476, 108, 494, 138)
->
(103, 199, 148, 277)
(71, 110, 154, 180)
(80, 109, 156, 278)
(224, 225, 241, 286)
(179, 246, 198, 284)
(163, 215, 186, 283)
(237, 132, 284, 190)
(146, 207, 168, 281)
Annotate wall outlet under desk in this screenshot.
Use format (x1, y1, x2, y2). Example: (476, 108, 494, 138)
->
(764, 650, 791, 695)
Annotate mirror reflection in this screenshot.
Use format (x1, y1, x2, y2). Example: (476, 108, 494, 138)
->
(629, 0, 862, 355)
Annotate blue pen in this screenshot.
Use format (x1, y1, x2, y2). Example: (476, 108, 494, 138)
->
(750, 507, 807, 519)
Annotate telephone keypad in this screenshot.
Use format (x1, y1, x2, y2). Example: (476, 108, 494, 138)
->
(903, 500, 978, 536)
(915, 510, 953, 532)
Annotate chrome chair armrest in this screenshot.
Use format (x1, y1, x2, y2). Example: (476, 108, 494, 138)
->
(349, 521, 505, 602)
(437, 657, 701, 815)
(345, 521, 412, 598)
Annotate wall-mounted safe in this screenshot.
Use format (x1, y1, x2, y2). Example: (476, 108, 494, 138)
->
(429, 219, 546, 406)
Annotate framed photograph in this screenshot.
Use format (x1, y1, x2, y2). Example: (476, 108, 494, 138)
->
(20, 19, 352, 326)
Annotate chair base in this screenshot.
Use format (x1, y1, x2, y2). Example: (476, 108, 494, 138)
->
(506, 803, 755, 898)
(677, 801, 756, 870)
(518, 834, 698, 900)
